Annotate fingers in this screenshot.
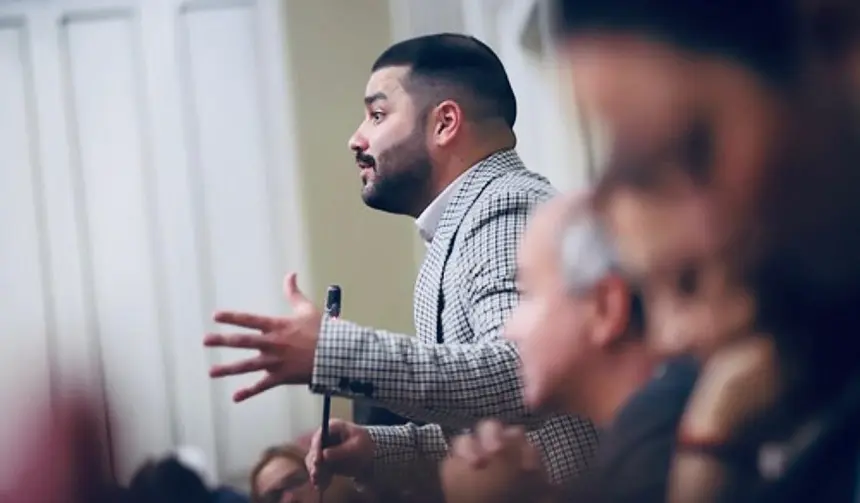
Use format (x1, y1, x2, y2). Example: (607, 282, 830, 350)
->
(307, 422, 332, 487)
(451, 421, 527, 469)
(502, 427, 540, 471)
(502, 424, 526, 442)
(497, 425, 542, 473)
(305, 438, 319, 474)
(317, 420, 351, 464)
(450, 434, 486, 468)
(203, 332, 279, 350)
(308, 420, 360, 486)
(306, 438, 328, 488)
(324, 419, 351, 440)
(233, 375, 279, 402)
(208, 354, 281, 378)
(476, 419, 505, 454)
(282, 272, 308, 306)
(320, 437, 359, 464)
(213, 311, 278, 331)
(520, 438, 542, 472)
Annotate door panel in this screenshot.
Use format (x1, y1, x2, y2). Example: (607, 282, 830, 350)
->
(0, 0, 309, 484)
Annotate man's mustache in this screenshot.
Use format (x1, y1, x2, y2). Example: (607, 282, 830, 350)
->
(356, 151, 376, 168)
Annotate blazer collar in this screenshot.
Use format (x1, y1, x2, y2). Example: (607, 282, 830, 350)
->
(431, 148, 525, 252)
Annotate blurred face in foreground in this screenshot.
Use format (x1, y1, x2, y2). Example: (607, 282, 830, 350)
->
(557, 35, 779, 359)
(505, 195, 653, 424)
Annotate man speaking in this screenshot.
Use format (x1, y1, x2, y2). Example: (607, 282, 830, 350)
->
(203, 33, 597, 487)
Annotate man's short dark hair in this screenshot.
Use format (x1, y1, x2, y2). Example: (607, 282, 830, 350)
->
(550, 0, 803, 86)
(372, 33, 517, 128)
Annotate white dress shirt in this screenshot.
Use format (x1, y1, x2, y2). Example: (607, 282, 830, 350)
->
(415, 169, 472, 244)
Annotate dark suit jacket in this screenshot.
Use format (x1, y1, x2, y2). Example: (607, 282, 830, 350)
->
(566, 358, 699, 503)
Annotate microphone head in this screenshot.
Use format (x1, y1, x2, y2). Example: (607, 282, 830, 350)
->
(325, 285, 341, 317)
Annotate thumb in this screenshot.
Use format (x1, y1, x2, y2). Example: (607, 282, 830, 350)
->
(282, 272, 308, 306)
(322, 432, 363, 464)
(322, 419, 352, 449)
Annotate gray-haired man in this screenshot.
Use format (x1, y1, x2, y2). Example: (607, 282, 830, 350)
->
(442, 193, 698, 503)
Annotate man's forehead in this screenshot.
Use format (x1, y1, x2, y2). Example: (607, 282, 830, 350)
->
(561, 36, 699, 128)
(365, 65, 411, 100)
(601, 187, 718, 279)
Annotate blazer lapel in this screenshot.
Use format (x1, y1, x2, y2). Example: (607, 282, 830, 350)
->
(413, 149, 525, 342)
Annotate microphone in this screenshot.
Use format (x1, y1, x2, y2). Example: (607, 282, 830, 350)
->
(324, 285, 341, 318)
(321, 286, 341, 447)
(319, 285, 340, 502)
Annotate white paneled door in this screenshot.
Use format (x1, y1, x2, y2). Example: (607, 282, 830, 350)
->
(0, 0, 313, 485)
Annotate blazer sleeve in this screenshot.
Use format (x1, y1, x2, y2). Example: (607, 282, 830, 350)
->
(309, 190, 547, 429)
(363, 423, 449, 477)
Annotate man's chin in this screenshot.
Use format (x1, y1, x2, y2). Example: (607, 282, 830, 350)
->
(361, 187, 384, 210)
(361, 187, 405, 215)
(360, 183, 378, 202)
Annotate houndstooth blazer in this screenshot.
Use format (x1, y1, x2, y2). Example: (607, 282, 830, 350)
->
(310, 149, 599, 485)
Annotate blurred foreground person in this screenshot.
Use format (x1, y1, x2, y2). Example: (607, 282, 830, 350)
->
(127, 455, 247, 503)
(441, 194, 698, 503)
(552, 0, 860, 501)
(0, 386, 118, 503)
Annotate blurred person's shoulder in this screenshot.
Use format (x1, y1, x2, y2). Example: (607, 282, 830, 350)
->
(611, 357, 700, 439)
(567, 358, 699, 503)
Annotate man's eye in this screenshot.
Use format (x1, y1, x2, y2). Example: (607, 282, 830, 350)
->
(676, 265, 699, 297)
(370, 111, 385, 124)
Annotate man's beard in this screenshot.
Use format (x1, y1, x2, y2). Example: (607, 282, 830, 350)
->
(360, 126, 433, 216)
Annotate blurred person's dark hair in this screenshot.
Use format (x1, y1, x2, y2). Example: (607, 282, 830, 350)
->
(128, 456, 212, 503)
(550, 0, 803, 89)
(372, 33, 518, 129)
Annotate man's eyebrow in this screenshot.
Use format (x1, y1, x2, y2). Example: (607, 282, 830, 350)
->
(364, 92, 387, 106)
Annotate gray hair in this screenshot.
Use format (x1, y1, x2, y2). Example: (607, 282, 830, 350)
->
(559, 212, 620, 295)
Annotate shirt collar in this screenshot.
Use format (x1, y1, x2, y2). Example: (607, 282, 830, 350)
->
(415, 168, 472, 244)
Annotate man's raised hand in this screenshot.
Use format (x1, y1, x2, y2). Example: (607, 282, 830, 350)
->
(204, 272, 323, 402)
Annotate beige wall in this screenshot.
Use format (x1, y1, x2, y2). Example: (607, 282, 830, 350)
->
(281, 1, 420, 420)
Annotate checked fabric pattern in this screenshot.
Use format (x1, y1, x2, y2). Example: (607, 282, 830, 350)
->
(310, 149, 599, 485)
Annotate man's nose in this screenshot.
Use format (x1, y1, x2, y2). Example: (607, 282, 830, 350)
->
(348, 130, 368, 153)
(646, 322, 694, 360)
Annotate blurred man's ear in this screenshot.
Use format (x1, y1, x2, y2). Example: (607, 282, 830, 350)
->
(802, 0, 860, 61)
(589, 275, 632, 349)
(801, 0, 860, 94)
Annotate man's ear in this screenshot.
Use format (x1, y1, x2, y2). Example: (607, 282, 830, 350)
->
(430, 100, 464, 147)
(590, 275, 631, 349)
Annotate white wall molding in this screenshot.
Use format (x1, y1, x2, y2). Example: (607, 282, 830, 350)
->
(0, 0, 323, 486)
